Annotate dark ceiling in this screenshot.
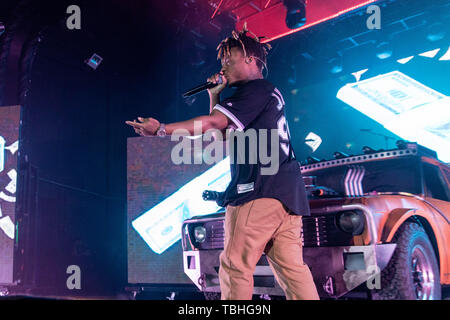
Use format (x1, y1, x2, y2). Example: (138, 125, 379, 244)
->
(1, 0, 449, 89)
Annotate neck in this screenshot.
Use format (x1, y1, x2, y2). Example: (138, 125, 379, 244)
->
(230, 72, 264, 87)
(247, 71, 263, 81)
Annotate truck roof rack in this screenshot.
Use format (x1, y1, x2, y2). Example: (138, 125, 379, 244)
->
(300, 142, 438, 173)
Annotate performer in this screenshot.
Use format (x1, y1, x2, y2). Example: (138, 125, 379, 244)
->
(126, 26, 319, 300)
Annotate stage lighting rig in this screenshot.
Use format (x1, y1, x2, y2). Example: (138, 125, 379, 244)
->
(0, 22, 5, 36)
(333, 151, 349, 159)
(396, 140, 408, 150)
(282, 0, 307, 29)
(306, 156, 321, 164)
(362, 146, 377, 154)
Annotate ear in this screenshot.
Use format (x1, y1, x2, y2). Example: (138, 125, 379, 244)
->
(245, 57, 252, 64)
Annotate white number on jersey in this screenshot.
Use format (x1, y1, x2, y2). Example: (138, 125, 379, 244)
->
(273, 89, 290, 157)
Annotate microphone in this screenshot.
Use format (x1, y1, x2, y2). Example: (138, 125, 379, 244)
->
(202, 190, 225, 207)
(182, 76, 223, 98)
(202, 190, 223, 201)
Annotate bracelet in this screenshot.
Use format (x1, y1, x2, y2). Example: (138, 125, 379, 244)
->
(156, 123, 167, 137)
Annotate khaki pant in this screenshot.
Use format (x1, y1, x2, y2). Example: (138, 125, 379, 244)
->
(219, 198, 319, 300)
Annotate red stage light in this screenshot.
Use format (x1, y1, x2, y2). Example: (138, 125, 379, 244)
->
(230, 0, 379, 42)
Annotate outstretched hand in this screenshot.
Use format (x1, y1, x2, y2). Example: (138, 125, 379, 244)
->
(125, 117, 160, 136)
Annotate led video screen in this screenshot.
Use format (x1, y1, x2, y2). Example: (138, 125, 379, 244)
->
(337, 70, 450, 162)
(291, 45, 450, 163)
(0, 105, 20, 285)
(127, 136, 228, 284)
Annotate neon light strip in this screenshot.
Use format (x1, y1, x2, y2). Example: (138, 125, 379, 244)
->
(211, 0, 225, 19)
(261, 0, 379, 43)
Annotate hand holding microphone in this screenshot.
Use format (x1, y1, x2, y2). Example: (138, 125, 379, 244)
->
(182, 72, 227, 98)
(206, 72, 227, 97)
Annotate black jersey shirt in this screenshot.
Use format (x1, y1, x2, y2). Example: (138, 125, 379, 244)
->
(213, 79, 311, 216)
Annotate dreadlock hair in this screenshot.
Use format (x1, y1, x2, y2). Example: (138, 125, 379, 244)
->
(216, 23, 272, 75)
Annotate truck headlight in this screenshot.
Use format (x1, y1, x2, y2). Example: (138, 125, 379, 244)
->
(336, 211, 364, 235)
(194, 226, 207, 243)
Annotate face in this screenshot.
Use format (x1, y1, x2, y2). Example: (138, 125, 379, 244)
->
(220, 47, 250, 86)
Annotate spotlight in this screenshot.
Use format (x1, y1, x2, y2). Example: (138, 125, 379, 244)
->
(0, 22, 5, 36)
(396, 140, 407, 149)
(85, 53, 103, 70)
(306, 156, 321, 164)
(283, 0, 307, 29)
(426, 22, 446, 42)
(362, 146, 377, 154)
(375, 42, 392, 60)
(328, 57, 343, 74)
(334, 151, 349, 159)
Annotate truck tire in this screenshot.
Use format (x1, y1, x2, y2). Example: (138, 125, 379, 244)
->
(372, 222, 441, 300)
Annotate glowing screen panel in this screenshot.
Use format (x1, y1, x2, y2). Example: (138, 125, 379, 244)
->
(127, 136, 229, 284)
(337, 71, 450, 162)
(0, 105, 20, 285)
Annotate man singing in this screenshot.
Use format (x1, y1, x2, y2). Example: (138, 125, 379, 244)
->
(126, 26, 319, 300)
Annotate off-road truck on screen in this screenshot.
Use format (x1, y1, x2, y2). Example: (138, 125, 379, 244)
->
(181, 142, 450, 300)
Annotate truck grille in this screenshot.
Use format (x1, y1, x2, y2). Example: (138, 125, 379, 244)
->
(193, 215, 353, 250)
(302, 215, 353, 247)
(197, 220, 225, 250)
